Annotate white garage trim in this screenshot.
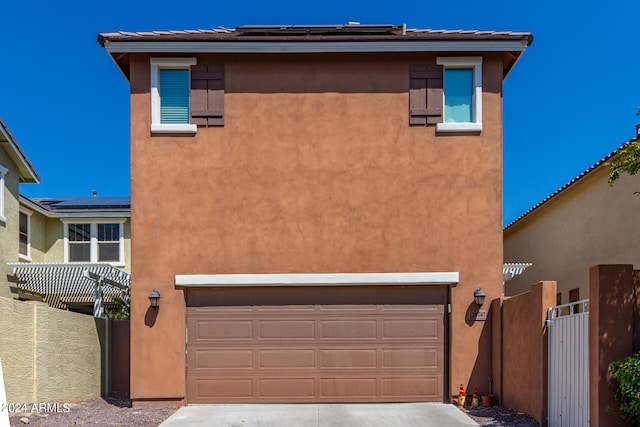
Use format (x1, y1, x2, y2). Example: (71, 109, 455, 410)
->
(176, 272, 459, 287)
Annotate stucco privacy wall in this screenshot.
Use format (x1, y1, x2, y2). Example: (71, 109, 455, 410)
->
(128, 53, 505, 403)
(497, 281, 556, 424)
(0, 297, 103, 404)
(504, 165, 640, 300)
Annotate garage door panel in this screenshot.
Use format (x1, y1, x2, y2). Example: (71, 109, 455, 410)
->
(259, 378, 315, 398)
(190, 378, 253, 399)
(382, 348, 440, 368)
(320, 349, 377, 368)
(258, 349, 316, 368)
(258, 320, 315, 340)
(318, 304, 378, 312)
(186, 286, 446, 403)
(382, 319, 443, 340)
(382, 377, 441, 399)
(191, 349, 254, 370)
(320, 320, 377, 339)
(194, 320, 253, 340)
(320, 378, 377, 397)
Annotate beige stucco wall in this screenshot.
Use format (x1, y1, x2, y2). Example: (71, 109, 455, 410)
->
(0, 147, 23, 298)
(504, 165, 640, 301)
(0, 296, 103, 404)
(25, 209, 47, 263)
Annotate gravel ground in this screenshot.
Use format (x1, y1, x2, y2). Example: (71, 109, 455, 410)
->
(8, 392, 177, 427)
(8, 393, 540, 426)
(460, 405, 540, 426)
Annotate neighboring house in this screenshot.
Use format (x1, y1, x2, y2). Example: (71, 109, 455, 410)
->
(99, 23, 532, 406)
(10, 196, 131, 314)
(0, 118, 40, 298)
(18, 196, 131, 270)
(504, 130, 640, 303)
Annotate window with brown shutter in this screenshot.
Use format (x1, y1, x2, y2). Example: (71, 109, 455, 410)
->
(409, 64, 443, 126)
(191, 64, 225, 127)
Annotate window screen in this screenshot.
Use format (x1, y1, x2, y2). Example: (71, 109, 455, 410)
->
(160, 69, 190, 124)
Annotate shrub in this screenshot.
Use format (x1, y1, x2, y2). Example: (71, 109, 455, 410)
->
(609, 352, 640, 426)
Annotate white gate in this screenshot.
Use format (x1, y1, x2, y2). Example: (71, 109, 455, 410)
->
(547, 300, 589, 427)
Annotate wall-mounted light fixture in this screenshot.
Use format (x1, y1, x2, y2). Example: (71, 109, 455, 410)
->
(474, 288, 486, 308)
(149, 289, 161, 308)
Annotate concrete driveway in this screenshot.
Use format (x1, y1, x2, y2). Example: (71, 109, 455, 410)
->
(159, 403, 479, 426)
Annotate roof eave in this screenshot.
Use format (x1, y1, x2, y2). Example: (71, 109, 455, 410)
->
(103, 38, 530, 54)
(0, 119, 40, 184)
(103, 38, 530, 79)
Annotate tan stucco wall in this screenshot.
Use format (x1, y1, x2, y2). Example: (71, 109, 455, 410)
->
(0, 296, 103, 404)
(42, 217, 63, 263)
(504, 166, 640, 300)
(26, 209, 47, 263)
(0, 147, 23, 298)
(128, 52, 507, 403)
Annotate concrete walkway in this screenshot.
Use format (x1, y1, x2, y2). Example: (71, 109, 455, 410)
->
(159, 403, 479, 426)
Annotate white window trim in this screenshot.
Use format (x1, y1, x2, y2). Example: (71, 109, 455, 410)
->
(436, 56, 483, 133)
(18, 207, 32, 261)
(0, 164, 8, 222)
(62, 220, 125, 267)
(150, 57, 198, 134)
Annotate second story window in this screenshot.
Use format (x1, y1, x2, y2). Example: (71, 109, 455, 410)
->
(19, 209, 31, 260)
(150, 58, 225, 134)
(64, 221, 125, 266)
(151, 58, 198, 134)
(98, 223, 120, 262)
(68, 224, 91, 262)
(436, 57, 483, 132)
(0, 164, 7, 222)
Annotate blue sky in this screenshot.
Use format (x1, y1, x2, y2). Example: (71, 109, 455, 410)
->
(1, 0, 638, 225)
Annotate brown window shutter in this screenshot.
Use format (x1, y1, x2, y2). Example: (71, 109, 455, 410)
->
(191, 64, 224, 127)
(409, 64, 443, 126)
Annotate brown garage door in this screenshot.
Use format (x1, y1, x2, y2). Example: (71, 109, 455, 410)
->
(186, 285, 446, 403)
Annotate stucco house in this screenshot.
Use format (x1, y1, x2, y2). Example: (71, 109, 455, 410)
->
(11, 196, 131, 314)
(504, 129, 640, 302)
(0, 118, 41, 298)
(99, 23, 532, 406)
(0, 118, 131, 314)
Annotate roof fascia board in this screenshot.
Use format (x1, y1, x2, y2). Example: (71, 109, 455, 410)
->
(104, 40, 528, 54)
(176, 272, 459, 287)
(0, 121, 40, 184)
(19, 196, 52, 217)
(57, 212, 130, 219)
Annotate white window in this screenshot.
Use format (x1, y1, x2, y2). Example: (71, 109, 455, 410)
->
(63, 221, 125, 266)
(150, 57, 197, 134)
(19, 209, 31, 260)
(0, 164, 7, 222)
(436, 57, 483, 132)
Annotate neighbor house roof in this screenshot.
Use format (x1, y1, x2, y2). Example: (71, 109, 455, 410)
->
(99, 23, 532, 80)
(504, 133, 640, 231)
(0, 117, 40, 184)
(21, 195, 130, 218)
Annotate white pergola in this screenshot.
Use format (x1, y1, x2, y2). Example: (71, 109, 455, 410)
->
(8, 263, 130, 318)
